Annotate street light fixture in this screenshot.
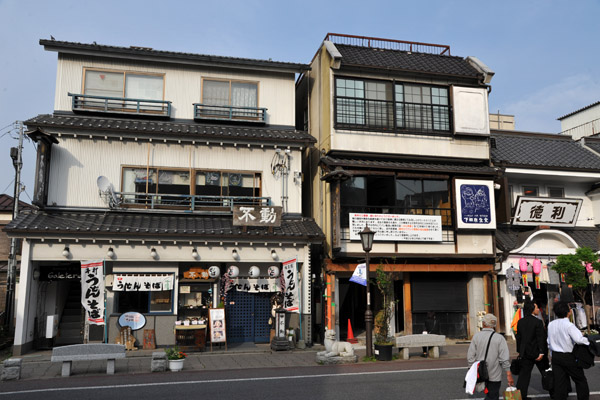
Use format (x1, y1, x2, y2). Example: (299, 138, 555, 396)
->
(359, 224, 375, 358)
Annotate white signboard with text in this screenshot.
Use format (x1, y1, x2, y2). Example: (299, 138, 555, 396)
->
(349, 213, 442, 242)
(513, 197, 582, 227)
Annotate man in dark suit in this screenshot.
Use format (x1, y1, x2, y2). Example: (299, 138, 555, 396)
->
(516, 299, 549, 400)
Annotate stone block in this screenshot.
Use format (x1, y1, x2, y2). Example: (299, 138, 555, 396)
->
(1, 359, 22, 381)
(152, 351, 167, 360)
(151, 359, 167, 372)
(316, 354, 358, 365)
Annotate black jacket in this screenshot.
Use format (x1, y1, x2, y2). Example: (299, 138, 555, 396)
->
(516, 314, 547, 360)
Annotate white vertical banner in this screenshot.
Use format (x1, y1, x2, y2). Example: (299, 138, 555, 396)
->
(81, 260, 105, 325)
(282, 257, 299, 313)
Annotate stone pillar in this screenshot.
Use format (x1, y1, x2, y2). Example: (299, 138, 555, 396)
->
(1, 358, 22, 380)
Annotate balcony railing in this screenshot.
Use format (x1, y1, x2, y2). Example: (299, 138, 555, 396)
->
(117, 192, 271, 212)
(69, 93, 172, 117)
(193, 103, 267, 123)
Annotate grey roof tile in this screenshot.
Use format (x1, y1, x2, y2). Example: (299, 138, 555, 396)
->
(25, 114, 316, 146)
(0, 194, 33, 212)
(491, 131, 600, 170)
(5, 210, 324, 242)
(336, 44, 481, 78)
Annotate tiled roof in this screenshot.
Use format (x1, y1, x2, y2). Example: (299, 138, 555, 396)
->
(496, 225, 600, 252)
(40, 40, 309, 73)
(491, 131, 600, 171)
(321, 155, 496, 175)
(335, 44, 481, 78)
(4, 210, 324, 242)
(557, 101, 600, 121)
(25, 114, 316, 146)
(0, 194, 33, 212)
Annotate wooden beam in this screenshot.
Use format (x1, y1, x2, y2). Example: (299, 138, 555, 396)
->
(325, 259, 493, 273)
(403, 273, 412, 334)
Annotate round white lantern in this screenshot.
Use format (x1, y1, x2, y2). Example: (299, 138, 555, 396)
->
(228, 265, 239, 278)
(208, 266, 220, 278)
(249, 266, 261, 278)
(268, 266, 280, 278)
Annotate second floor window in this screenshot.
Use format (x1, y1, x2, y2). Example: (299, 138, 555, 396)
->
(84, 69, 164, 100)
(335, 77, 450, 133)
(201, 79, 258, 119)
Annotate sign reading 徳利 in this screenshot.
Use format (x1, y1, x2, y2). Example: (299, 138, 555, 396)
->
(349, 213, 442, 242)
(513, 197, 582, 227)
(233, 206, 282, 227)
(455, 179, 496, 229)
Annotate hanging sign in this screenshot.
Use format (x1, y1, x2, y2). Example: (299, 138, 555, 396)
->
(455, 179, 496, 229)
(113, 274, 174, 291)
(209, 308, 226, 343)
(81, 260, 105, 325)
(118, 312, 147, 331)
(230, 277, 280, 293)
(350, 263, 367, 286)
(282, 258, 299, 313)
(233, 205, 282, 227)
(512, 197, 582, 226)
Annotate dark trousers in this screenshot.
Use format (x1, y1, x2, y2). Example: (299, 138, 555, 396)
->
(485, 381, 501, 400)
(552, 351, 589, 400)
(516, 356, 548, 399)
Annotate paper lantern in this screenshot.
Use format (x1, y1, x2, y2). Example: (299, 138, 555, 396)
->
(249, 266, 261, 278)
(268, 266, 280, 278)
(208, 266, 220, 278)
(585, 263, 594, 274)
(227, 265, 239, 278)
(532, 259, 542, 275)
(519, 257, 528, 272)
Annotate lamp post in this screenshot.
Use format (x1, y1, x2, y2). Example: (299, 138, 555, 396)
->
(359, 224, 375, 358)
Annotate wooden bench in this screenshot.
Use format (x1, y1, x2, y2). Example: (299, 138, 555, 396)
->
(396, 334, 446, 359)
(51, 344, 126, 377)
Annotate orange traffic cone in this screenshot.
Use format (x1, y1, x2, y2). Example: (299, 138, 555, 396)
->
(347, 319, 358, 343)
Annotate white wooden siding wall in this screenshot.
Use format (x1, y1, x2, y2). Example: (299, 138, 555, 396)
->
(560, 105, 600, 139)
(55, 55, 296, 126)
(47, 137, 302, 212)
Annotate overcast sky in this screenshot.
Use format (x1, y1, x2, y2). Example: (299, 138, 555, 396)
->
(1, 0, 599, 203)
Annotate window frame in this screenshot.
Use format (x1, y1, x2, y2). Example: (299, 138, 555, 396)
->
(334, 76, 451, 134)
(522, 185, 539, 197)
(201, 78, 260, 107)
(547, 186, 565, 198)
(82, 67, 166, 100)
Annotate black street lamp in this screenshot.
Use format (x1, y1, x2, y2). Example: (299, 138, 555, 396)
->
(359, 224, 375, 357)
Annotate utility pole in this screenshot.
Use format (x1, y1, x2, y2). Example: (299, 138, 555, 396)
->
(5, 121, 23, 329)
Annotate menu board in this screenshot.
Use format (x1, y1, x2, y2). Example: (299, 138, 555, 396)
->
(209, 308, 226, 343)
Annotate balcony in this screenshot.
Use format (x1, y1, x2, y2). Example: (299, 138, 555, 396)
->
(69, 93, 172, 118)
(117, 192, 271, 212)
(193, 103, 267, 124)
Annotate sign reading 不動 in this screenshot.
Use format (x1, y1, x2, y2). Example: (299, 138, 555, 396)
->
(349, 213, 442, 242)
(233, 205, 282, 227)
(512, 196, 582, 227)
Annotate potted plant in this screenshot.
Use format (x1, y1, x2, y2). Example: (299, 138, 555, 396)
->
(165, 346, 187, 371)
(374, 266, 395, 361)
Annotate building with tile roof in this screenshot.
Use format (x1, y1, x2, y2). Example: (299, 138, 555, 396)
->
(4, 40, 323, 355)
(296, 33, 499, 342)
(558, 101, 600, 140)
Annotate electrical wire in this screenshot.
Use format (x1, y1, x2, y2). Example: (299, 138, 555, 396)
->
(2, 179, 15, 194)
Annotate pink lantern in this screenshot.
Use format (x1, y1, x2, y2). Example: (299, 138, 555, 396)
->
(532, 259, 542, 275)
(586, 263, 594, 274)
(519, 257, 528, 273)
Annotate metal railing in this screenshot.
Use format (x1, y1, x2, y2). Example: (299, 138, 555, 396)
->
(325, 33, 451, 56)
(117, 192, 271, 212)
(335, 97, 451, 133)
(193, 103, 267, 123)
(69, 93, 172, 117)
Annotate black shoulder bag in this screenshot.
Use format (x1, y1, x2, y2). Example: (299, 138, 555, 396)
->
(476, 332, 495, 383)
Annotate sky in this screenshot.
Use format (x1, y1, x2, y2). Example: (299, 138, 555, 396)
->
(1, 0, 599, 203)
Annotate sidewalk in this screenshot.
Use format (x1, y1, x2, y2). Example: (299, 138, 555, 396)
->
(2, 338, 517, 381)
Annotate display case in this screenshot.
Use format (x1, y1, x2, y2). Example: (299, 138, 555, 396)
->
(176, 282, 211, 350)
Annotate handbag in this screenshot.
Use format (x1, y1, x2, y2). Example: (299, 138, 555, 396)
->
(476, 332, 495, 383)
(541, 367, 554, 391)
(510, 356, 522, 375)
(503, 386, 522, 400)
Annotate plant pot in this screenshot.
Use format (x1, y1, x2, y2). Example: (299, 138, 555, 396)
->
(374, 343, 393, 361)
(168, 359, 185, 371)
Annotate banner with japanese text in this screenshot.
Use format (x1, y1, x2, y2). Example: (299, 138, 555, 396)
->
(350, 263, 367, 286)
(81, 260, 105, 325)
(282, 258, 299, 313)
(113, 274, 174, 291)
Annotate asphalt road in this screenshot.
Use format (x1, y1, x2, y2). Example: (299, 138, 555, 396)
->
(2, 360, 599, 400)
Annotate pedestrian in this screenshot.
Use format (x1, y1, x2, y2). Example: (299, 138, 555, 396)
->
(422, 311, 439, 357)
(516, 300, 549, 400)
(547, 301, 590, 400)
(467, 313, 514, 399)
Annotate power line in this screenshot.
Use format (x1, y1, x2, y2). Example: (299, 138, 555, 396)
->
(2, 179, 15, 194)
(0, 122, 16, 132)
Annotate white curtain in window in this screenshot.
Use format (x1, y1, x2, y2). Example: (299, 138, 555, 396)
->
(84, 70, 123, 97)
(125, 74, 163, 100)
(203, 80, 229, 105)
(231, 82, 257, 108)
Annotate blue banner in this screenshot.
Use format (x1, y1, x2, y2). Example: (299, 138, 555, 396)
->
(350, 263, 367, 286)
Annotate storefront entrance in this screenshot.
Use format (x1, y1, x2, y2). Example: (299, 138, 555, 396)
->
(225, 289, 271, 343)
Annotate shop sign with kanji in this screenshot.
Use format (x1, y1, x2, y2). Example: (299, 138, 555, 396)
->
(513, 197, 582, 227)
(233, 205, 282, 227)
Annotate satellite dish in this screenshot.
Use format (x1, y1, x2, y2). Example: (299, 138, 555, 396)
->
(97, 176, 120, 208)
